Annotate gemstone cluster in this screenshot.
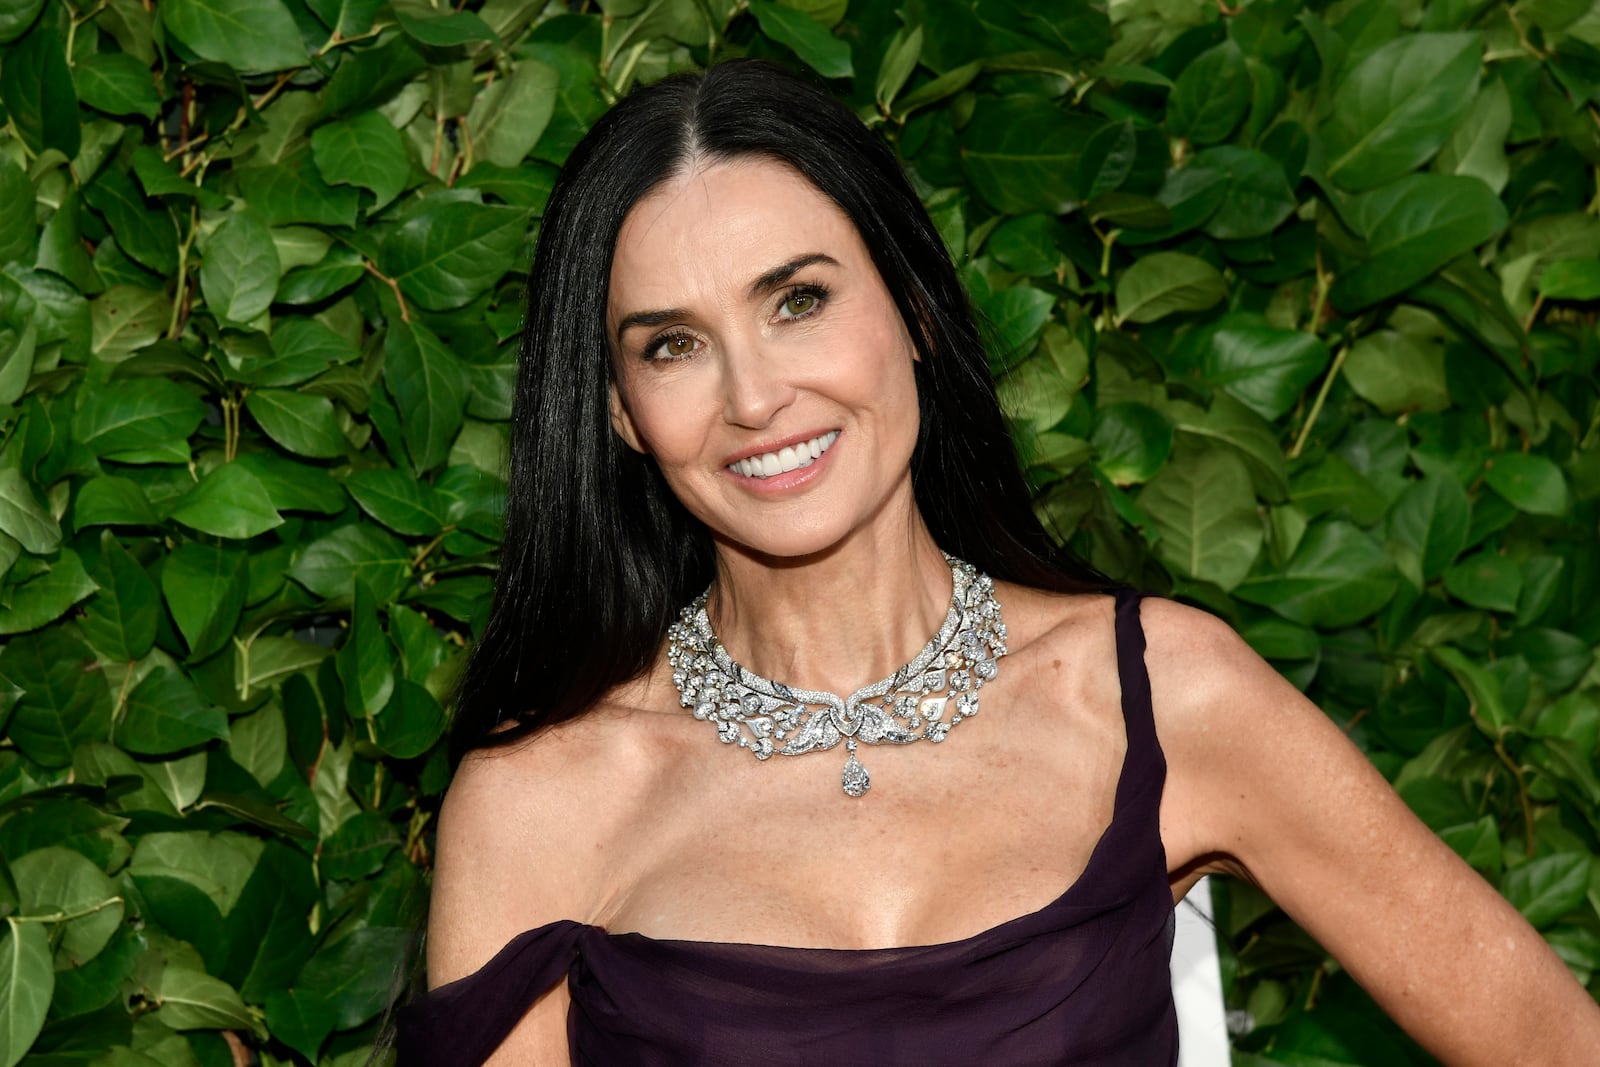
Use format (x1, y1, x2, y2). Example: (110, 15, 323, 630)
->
(666, 555, 1007, 797)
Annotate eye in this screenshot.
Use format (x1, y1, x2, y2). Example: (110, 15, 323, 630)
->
(776, 283, 828, 320)
(647, 331, 700, 361)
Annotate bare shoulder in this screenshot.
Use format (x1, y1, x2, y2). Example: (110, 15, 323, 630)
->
(427, 700, 658, 986)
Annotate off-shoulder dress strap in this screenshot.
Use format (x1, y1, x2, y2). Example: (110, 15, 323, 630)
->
(396, 919, 585, 1066)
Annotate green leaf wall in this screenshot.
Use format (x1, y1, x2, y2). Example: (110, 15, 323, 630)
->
(0, 0, 1597, 1063)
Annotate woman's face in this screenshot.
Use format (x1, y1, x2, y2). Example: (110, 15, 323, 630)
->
(606, 156, 921, 560)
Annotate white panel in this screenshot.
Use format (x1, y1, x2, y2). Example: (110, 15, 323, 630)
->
(1173, 876, 1230, 1066)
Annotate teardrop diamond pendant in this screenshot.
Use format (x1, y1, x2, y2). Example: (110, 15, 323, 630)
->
(841, 743, 870, 798)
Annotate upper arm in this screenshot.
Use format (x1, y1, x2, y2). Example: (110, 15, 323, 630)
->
(427, 742, 586, 1065)
(1143, 597, 1600, 1065)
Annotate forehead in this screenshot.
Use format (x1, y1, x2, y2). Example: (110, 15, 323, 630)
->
(608, 157, 869, 305)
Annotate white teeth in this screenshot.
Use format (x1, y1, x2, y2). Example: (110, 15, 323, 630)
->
(729, 431, 839, 479)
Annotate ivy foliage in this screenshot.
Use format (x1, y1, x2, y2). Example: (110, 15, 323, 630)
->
(0, 0, 1596, 1064)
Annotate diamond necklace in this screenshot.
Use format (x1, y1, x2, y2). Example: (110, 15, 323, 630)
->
(666, 554, 1007, 798)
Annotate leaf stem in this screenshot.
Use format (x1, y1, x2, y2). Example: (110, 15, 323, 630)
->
(1306, 247, 1330, 335)
(168, 204, 199, 340)
(1521, 292, 1544, 334)
(1289, 342, 1348, 459)
(14, 896, 123, 924)
(1491, 734, 1537, 859)
(365, 261, 411, 322)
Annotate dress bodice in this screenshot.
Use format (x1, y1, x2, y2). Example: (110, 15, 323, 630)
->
(397, 588, 1177, 1066)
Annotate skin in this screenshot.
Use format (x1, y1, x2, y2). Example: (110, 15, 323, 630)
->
(427, 157, 1600, 1064)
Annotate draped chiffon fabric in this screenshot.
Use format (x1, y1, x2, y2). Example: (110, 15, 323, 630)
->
(397, 588, 1178, 1065)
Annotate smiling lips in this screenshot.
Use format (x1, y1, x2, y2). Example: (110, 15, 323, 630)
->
(726, 430, 841, 479)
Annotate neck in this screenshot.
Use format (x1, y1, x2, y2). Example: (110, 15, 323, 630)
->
(706, 501, 953, 695)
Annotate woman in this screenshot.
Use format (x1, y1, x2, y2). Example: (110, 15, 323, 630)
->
(399, 60, 1598, 1064)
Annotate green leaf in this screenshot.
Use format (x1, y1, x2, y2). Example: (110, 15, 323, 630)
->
(392, 0, 498, 46)
(0, 627, 111, 767)
(384, 319, 469, 474)
(1322, 32, 1481, 191)
(263, 987, 333, 1061)
(1174, 391, 1289, 502)
(1384, 475, 1470, 584)
(1501, 853, 1590, 930)
(466, 59, 558, 169)
(0, 157, 36, 267)
(80, 531, 159, 661)
(90, 285, 172, 362)
(291, 926, 411, 1030)
(0, 20, 79, 158)
(1115, 252, 1227, 324)
(1192, 147, 1296, 241)
(161, 0, 308, 74)
(0, 918, 52, 1067)
(168, 463, 285, 540)
(1135, 447, 1262, 590)
(275, 245, 367, 306)
(245, 389, 345, 458)
(0, 0, 45, 43)
(747, 0, 852, 79)
(0, 467, 59, 554)
(154, 965, 256, 1031)
(1076, 119, 1138, 201)
(319, 810, 398, 880)
(1166, 39, 1249, 145)
(235, 634, 330, 697)
(1441, 551, 1522, 613)
(343, 468, 445, 536)
(232, 452, 346, 514)
(1091, 402, 1172, 485)
(0, 548, 98, 635)
(1483, 453, 1568, 516)
(1199, 317, 1331, 421)
(243, 314, 360, 387)
(287, 524, 411, 603)
(960, 97, 1097, 214)
(1538, 258, 1600, 301)
(1432, 77, 1511, 194)
(199, 211, 281, 327)
(237, 158, 360, 228)
(876, 24, 922, 110)
(980, 286, 1055, 369)
(337, 578, 393, 718)
(1341, 329, 1450, 414)
(11, 846, 123, 966)
(73, 51, 160, 120)
(73, 476, 161, 529)
(120, 666, 229, 755)
(304, 0, 383, 36)
(372, 678, 446, 758)
(161, 541, 249, 660)
(380, 198, 528, 312)
(83, 168, 178, 276)
(1234, 519, 1399, 627)
(1331, 175, 1508, 312)
(311, 111, 410, 210)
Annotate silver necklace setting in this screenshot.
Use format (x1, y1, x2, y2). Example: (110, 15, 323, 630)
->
(666, 554, 1007, 798)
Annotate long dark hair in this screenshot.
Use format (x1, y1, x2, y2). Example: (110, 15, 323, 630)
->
(450, 59, 1121, 761)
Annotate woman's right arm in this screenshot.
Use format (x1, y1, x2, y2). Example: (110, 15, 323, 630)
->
(427, 740, 590, 1066)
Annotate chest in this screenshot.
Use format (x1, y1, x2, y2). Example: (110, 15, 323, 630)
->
(596, 668, 1132, 950)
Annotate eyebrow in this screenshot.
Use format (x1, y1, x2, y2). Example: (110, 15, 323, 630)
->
(613, 252, 841, 341)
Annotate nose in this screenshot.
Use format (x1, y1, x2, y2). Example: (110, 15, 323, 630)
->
(719, 340, 796, 429)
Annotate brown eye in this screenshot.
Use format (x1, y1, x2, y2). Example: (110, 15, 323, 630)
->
(650, 333, 698, 360)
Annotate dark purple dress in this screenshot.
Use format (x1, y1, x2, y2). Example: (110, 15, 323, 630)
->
(397, 589, 1178, 1065)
